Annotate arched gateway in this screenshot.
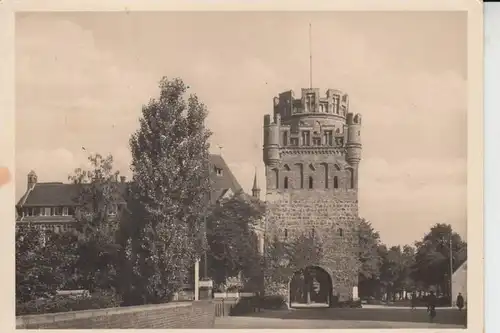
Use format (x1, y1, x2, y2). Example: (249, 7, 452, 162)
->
(288, 266, 333, 308)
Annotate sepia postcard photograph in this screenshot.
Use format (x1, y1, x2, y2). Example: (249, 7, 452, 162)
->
(3, 0, 483, 331)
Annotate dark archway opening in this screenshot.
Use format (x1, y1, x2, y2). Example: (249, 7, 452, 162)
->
(289, 266, 332, 308)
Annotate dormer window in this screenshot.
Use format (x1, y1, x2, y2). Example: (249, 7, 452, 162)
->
(108, 204, 118, 216)
(214, 166, 223, 177)
(62, 207, 69, 216)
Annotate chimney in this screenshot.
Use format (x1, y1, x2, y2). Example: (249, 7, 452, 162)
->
(120, 176, 126, 183)
(27, 170, 37, 191)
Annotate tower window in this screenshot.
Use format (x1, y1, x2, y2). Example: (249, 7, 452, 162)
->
(309, 176, 314, 189)
(284, 176, 289, 189)
(284, 229, 288, 240)
(322, 163, 329, 189)
(290, 138, 299, 146)
(339, 228, 344, 237)
(313, 138, 321, 146)
(333, 176, 339, 189)
(282, 131, 288, 146)
(273, 168, 279, 189)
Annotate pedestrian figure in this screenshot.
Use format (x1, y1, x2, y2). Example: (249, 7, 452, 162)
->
(410, 291, 417, 310)
(427, 291, 437, 323)
(456, 292, 464, 311)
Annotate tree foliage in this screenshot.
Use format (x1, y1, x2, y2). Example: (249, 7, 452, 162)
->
(206, 194, 264, 286)
(411, 223, 467, 294)
(127, 77, 212, 303)
(16, 225, 78, 303)
(357, 221, 466, 300)
(68, 153, 123, 293)
(264, 231, 324, 291)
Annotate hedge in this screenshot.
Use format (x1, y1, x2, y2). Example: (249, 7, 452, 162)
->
(16, 292, 122, 316)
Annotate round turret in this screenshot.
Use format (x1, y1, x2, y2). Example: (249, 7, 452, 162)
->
(263, 114, 280, 166)
(346, 113, 362, 165)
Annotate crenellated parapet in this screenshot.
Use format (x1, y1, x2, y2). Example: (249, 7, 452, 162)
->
(263, 88, 362, 183)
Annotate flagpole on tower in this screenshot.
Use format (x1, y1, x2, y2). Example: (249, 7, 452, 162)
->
(309, 23, 313, 89)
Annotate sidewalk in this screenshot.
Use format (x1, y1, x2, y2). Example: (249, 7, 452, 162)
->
(361, 304, 458, 310)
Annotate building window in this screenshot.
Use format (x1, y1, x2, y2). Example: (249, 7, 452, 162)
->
(309, 176, 314, 189)
(284, 176, 289, 189)
(214, 167, 223, 176)
(296, 164, 304, 189)
(334, 176, 339, 189)
(313, 138, 321, 146)
(302, 131, 310, 146)
(62, 207, 69, 216)
(52, 207, 62, 216)
(290, 138, 299, 146)
(273, 168, 279, 189)
(323, 163, 329, 189)
(333, 97, 339, 114)
(284, 228, 288, 240)
(339, 228, 344, 237)
(282, 131, 288, 146)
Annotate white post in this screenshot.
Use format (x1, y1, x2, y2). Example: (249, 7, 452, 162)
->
(194, 258, 200, 301)
(352, 286, 359, 300)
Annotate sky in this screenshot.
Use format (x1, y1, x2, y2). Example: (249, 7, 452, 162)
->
(15, 11, 467, 246)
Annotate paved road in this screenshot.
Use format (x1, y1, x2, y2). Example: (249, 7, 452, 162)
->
(215, 307, 467, 329)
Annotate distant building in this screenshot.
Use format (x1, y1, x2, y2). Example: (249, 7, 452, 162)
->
(452, 250, 467, 307)
(16, 154, 256, 236)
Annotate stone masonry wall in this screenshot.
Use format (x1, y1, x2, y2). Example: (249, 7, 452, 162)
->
(16, 301, 215, 329)
(264, 188, 360, 302)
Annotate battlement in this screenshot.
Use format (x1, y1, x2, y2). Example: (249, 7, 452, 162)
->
(273, 88, 349, 121)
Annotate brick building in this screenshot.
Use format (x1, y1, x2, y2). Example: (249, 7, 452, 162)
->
(15, 154, 257, 237)
(262, 88, 362, 306)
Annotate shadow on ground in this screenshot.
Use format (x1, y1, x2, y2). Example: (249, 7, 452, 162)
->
(240, 307, 467, 326)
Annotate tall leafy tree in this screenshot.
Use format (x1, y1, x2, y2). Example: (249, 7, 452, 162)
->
(206, 194, 264, 287)
(69, 153, 123, 293)
(358, 218, 383, 297)
(128, 77, 212, 303)
(411, 223, 467, 296)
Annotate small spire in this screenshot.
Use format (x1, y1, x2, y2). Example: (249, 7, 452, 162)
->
(252, 167, 261, 199)
(252, 169, 259, 190)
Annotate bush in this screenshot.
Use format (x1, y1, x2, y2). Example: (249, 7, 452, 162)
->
(258, 295, 286, 309)
(16, 291, 122, 316)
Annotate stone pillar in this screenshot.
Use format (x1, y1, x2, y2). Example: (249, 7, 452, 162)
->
(352, 286, 359, 300)
(194, 259, 200, 301)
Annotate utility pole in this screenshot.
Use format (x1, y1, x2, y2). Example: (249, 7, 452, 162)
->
(449, 233, 453, 307)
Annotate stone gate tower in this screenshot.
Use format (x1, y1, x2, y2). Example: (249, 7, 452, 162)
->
(262, 88, 362, 304)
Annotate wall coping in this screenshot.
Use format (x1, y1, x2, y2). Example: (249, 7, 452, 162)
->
(16, 300, 208, 327)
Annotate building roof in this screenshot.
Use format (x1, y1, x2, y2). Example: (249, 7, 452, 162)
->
(208, 154, 243, 203)
(17, 154, 244, 208)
